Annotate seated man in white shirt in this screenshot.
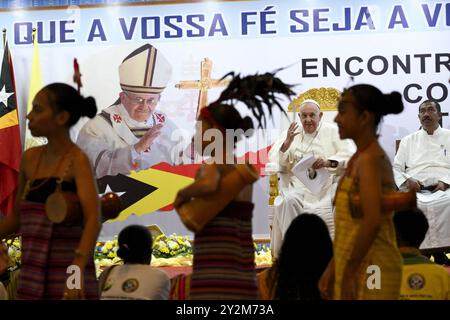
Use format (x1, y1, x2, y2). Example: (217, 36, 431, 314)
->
(393, 100, 450, 265)
(268, 100, 355, 258)
(99, 225, 170, 300)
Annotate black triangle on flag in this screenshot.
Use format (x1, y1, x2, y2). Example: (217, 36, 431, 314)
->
(97, 174, 158, 211)
(0, 40, 16, 118)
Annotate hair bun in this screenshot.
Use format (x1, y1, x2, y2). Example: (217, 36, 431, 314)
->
(383, 91, 404, 115)
(81, 96, 98, 118)
(117, 246, 129, 261)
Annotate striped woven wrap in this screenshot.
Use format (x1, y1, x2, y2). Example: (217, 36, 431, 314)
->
(16, 202, 98, 300)
(190, 201, 258, 300)
(170, 273, 191, 300)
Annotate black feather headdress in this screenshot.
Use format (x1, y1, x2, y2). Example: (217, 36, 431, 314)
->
(208, 69, 296, 129)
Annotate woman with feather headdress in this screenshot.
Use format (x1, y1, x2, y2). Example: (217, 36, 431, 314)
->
(174, 71, 295, 300)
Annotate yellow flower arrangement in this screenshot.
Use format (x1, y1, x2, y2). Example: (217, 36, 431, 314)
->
(94, 237, 121, 278)
(95, 237, 119, 261)
(152, 234, 192, 258)
(4, 234, 273, 279)
(254, 243, 272, 266)
(1, 236, 21, 270)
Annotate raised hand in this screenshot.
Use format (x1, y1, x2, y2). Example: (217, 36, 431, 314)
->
(280, 122, 300, 153)
(134, 123, 163, 153)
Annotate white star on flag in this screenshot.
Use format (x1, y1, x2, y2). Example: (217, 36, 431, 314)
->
(0, 85, 14, 108)
(99, 184, 126, 198)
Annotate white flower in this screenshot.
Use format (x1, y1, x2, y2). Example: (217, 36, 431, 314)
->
(167, 240, 179, 250)
(157, 240, 166, 247)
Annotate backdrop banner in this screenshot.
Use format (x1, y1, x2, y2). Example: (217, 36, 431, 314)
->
(1, 0, 449, 239)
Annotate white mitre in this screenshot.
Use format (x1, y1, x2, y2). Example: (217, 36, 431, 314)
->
(119, 44, 172, 94)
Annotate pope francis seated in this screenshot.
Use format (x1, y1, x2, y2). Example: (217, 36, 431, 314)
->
(268, 93, 355, 258)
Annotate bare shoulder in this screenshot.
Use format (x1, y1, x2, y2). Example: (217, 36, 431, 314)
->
(23, 145, 44, 158)
(22, 146, 44, 167)
(73, 145, 89, 159)
(358, 150, 378, 167)
(360, 143, 386, 163)
(72, 145, 93, 168)
(355, 145, 387, 176)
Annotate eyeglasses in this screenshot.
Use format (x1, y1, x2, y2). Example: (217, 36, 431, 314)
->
(124, 92, 160, 105)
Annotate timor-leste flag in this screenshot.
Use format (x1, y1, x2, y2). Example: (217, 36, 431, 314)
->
(0, 40, 22, 216)
(98, 146, 270, 222)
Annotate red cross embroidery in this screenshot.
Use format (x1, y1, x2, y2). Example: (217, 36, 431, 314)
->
(155, 113, 165, 123)
(113, 114, 122, 123)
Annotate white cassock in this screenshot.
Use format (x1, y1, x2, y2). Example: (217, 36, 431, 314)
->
(393, 126, 450, 250)
(77, 103, 185, 178)
(101, 264, 170, 300)
(268, 121, 355, 257)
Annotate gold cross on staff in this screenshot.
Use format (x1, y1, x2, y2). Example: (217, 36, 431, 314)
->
(175, 58, 230, 117)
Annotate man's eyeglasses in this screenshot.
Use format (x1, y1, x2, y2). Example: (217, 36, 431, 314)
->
(124, 92, 160, 105)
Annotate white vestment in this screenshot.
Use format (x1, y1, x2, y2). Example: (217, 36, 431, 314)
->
(268, 121, 355, 257)
(77, 103, 185, 178)
(101, 264, 170, 300)
(393, 126, 450, 250)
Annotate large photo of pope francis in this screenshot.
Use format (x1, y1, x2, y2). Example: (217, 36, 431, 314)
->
(73, 43, 207, 238)
(77, 44, 186, 179)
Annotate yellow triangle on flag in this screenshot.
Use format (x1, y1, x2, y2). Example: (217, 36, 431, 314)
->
(0, 110, 18, 130)
(25, 28, 44, 150)
(112, 168, 194, 222)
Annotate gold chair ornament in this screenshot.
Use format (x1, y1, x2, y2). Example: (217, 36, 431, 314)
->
(288, 87, 341, 112)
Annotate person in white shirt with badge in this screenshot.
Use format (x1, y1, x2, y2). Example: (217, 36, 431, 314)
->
(268, 100, 355, 258)
(393, 99, 450, 265)
(99, 225, 170, 300)
(77, 44, 185, 178)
